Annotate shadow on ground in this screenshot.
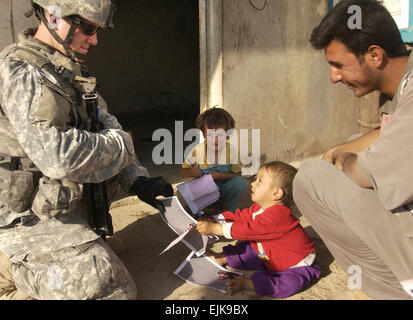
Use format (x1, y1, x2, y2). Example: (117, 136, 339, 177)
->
(115, 213, 190, 299)
(111, 179, 337, 300)
(108, 117, 362, 300)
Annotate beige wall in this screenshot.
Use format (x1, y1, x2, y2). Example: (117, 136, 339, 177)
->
(200, 0, 380, 165)
(0, 0, 37, 50)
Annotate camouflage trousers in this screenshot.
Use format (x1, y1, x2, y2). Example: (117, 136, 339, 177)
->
(0, 237, 137, 300)
(0, 178, 137, 300)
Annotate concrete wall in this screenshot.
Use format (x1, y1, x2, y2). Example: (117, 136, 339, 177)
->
(202, 0, 380, 164)
(0, 0, 200, 121)
(0, 0, 37, 50)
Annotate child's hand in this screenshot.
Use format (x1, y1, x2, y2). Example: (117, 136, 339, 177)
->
(196, 221, 223, 236)
(209, 171, 222, 181)
(190, 165, 203, 178)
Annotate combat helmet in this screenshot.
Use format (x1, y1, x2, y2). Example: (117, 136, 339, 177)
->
(29, 0, 117, 61)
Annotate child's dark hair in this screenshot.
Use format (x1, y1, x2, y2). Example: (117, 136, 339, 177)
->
(196, 107, 235, 131)
(261, 161, 297, 207)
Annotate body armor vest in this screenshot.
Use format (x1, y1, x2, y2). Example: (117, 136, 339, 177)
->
(0, 40, 96, 213)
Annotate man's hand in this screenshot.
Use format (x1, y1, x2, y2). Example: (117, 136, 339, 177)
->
(341, 153, 372, 188)
(324, 147, 349, 170)
(322, 145, 345, 168)
(196, 221, 223, 236)
(323, 129, 381, 167)
(130, 176, 174, 213)
(322, 144, 373, 188)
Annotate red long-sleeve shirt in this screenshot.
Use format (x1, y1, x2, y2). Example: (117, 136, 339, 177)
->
(221, 203, 315, 272)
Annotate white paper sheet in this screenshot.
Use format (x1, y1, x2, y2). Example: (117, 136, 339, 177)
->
(174, 252, 243, 294)
(159, 196, 209, 256)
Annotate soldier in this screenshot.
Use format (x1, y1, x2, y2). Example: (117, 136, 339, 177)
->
(0, 0, 173, 299)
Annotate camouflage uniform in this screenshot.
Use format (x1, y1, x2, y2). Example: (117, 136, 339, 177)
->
(0, 26, 149, 299)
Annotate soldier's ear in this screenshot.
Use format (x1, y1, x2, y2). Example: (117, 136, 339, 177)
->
(46, 12, 61, 31)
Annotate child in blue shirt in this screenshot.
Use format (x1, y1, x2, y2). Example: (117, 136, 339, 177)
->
(181, 107, 246, 212)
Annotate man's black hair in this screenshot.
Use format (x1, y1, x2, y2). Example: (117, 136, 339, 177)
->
(310, 0, 409, 58)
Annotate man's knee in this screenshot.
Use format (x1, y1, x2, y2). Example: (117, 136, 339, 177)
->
(293, 159, 328, 197)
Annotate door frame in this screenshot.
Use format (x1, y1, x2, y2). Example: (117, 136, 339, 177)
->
(199, 0, 224, 112)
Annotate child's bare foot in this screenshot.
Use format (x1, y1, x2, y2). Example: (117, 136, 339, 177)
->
(207, 251, 227, 266)
(226, 276, 255, 296)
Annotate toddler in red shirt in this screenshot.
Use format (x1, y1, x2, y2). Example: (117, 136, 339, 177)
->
(196, 161, 321, 298)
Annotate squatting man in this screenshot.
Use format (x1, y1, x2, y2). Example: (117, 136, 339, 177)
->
(293, 0, 413, 300)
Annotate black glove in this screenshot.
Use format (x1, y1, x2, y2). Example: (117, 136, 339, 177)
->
(130, 176, 174, 213)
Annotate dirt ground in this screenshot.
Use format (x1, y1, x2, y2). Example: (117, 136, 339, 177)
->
(107, 129, 372, 301)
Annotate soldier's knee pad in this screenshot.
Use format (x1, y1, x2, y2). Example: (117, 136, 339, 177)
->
(80, 240, 137, 300)
(12, 240, 137, 300)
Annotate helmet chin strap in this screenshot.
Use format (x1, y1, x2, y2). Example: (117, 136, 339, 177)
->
(72, 51, 87, 62)
(36, 7, 85, 62)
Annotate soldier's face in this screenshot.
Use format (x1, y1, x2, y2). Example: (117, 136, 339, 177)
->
(52, 16, 98, 62)
(44, 12, 99, 62)
(66, 18, 99, 61)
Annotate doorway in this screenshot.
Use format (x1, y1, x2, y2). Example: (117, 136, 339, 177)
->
(87, 0, 200, 175)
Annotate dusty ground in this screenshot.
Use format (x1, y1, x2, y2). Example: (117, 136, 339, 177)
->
(108, 117, 371, 301)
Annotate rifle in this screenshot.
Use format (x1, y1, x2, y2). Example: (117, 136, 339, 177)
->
(77, 71, 113, 240)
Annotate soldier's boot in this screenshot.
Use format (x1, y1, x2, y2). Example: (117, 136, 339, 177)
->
(0, 251, 32, 300)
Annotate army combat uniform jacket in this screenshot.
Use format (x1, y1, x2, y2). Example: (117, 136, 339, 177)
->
(0, 30, 148, 299)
